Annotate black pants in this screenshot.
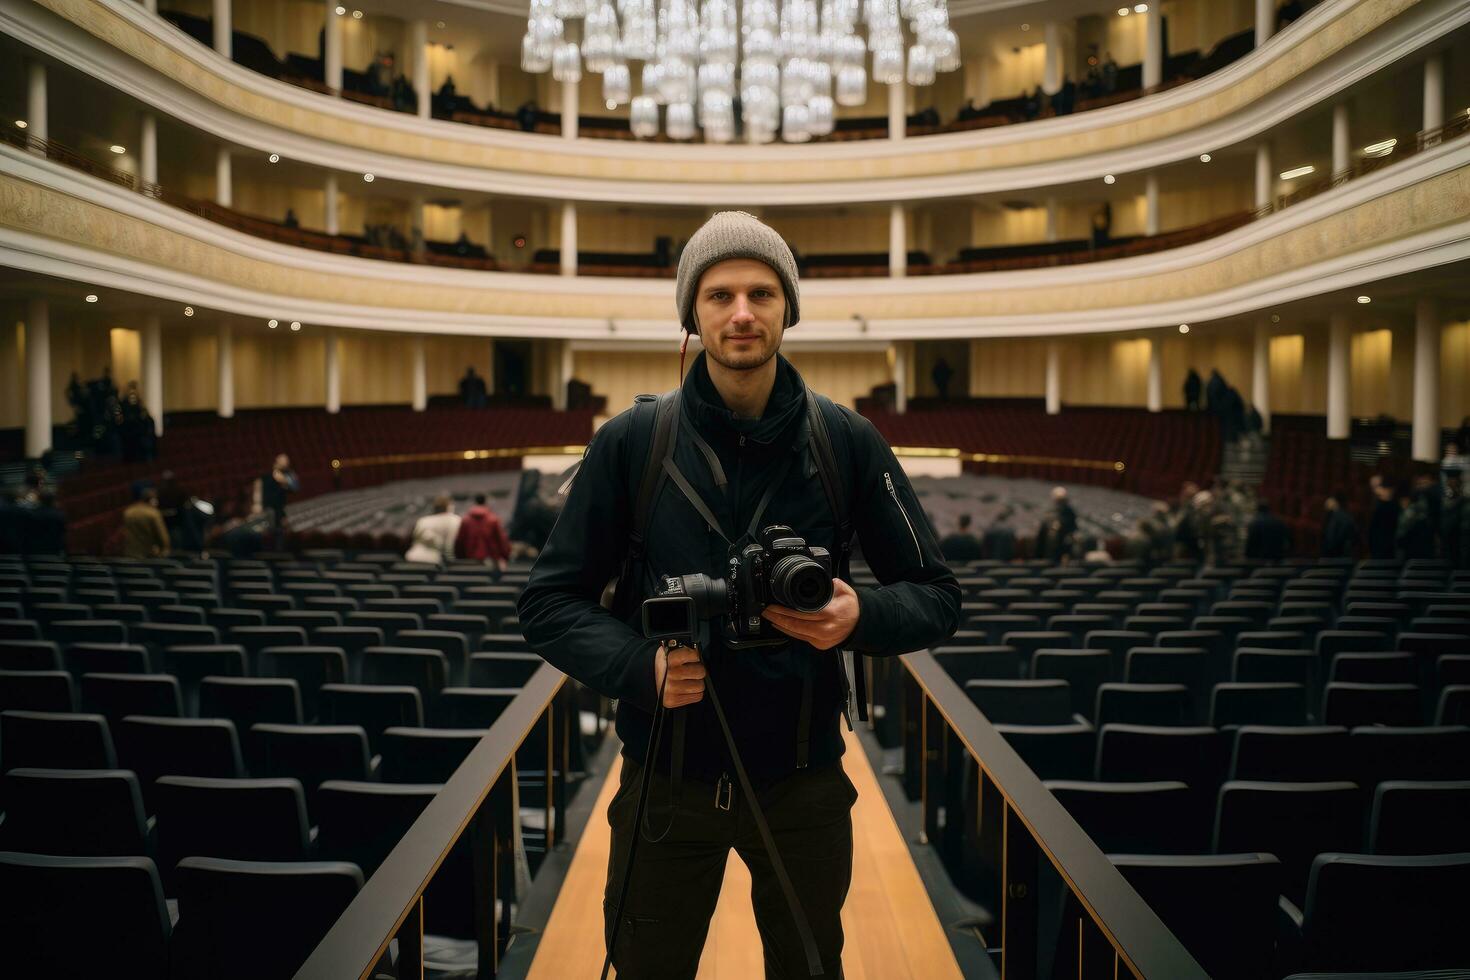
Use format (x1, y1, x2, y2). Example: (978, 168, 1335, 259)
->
(603, 755, 857, 979)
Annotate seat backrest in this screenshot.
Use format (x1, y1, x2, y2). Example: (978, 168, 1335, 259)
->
(81, 672, 183, 723)
(1369, 780, 1470, 856)
(1322, 682, 1422, 727)
(437, 687, 517, 729)
(1209, 683, 1307, 728)
(170, 857, 362, 979)
(1044, 780, 1197, 853)
(65, 643, 151, 677)
(0, 639, 63, 671)
(0, 669, 76, 713)
(252, 723, 372, 817)
(315, 780, 438, 878)
(963, 679, 1073, 725)
(0, 709, 117, 771)
(1349, 725, 1470, 786)
(476, 632, 535, 653)
(257, 646, 348, 719)
(198, 677, 304, 730)
(1327, 652, 1416, 685)
(48, 620, 128, 647)
(1229, 725, 1353, 781)
(1094, 683, 1191, 727)
(1112, 853, 1281, 980)
(1212, 780, 1362, 906)
(155, 776, 312, 873)
(933, 646, 1021, 684)
(994, 723, 1095, 781)
(318, 683, 423, 751)
(0, 768, 150, 856)
(379, 726, 484, 783)
(361, 647, 449, 707)
(1302, 852, 1470, 971)
(117, 716, 245, 802)
(0, 851, 170, 977)
(469, 651, 543, 688)
(1029, 650, 1111, 722)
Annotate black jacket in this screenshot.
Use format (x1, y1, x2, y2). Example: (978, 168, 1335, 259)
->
(519, 353, 961, 782)
(1321, 509, 1357, 558)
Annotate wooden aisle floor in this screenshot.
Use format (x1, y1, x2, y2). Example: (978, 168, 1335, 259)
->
(526, 728, 963, 979)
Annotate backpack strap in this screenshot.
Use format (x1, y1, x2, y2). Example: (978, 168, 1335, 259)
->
(610, 390, 680, 619)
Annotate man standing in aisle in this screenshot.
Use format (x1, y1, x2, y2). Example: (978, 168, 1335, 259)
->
(519, 211, 961, 978)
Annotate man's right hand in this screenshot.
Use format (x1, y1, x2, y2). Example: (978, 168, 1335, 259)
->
(654, 643, 706, 709)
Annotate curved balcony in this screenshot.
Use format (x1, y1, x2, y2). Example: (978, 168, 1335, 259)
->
(5, 0, 1464, 203)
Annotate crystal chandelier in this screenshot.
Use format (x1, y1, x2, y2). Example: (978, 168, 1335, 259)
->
(521, 0, 959, 143)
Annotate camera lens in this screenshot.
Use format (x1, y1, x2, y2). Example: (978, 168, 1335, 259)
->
(768, 555, 833, 612)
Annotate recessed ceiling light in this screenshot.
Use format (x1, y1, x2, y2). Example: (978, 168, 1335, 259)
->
(1103, 174, 1116, 184)
(1279, 165, 1316, 180)
(1362, 138, 1397, 157)
(290, 321, 302, 331)
(110, 144, 126, 154)
(363, 173, 375, 182)
(1118, 7, 1129, 15)
(436, 20, 446, 29)
(183, 306, 194, 316)
(268, 319, 278, 329)
(85, 294, 99, 303)
(1020, 23, 1030, 31)
(15, 120, 27, 129)
(1178, 323, 1190, 333)
(606, 100, 617, 110)
(334, 4, 345, 14)
(1134, 3, 1148, 11)
(1199, 153, 1212, 163)
(352, 9, 363, 18)
(268, 153, 280, 163)
(1271, 314, 1281, 323)
(1356, 295, 1371, 304)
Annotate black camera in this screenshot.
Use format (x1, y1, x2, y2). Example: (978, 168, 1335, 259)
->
(640, 525, 833, 649)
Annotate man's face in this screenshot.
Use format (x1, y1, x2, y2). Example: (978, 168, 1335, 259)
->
(693, 258, 785, 373)
(275, 454, 290, 469)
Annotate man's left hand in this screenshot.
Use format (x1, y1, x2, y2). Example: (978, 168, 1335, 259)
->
(761, 578, 861, 651)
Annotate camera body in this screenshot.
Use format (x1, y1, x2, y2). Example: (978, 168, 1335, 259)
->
(641, 525, 833, 649)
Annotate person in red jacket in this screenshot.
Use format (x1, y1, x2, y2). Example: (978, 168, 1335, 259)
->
(455, 493, 510, 570)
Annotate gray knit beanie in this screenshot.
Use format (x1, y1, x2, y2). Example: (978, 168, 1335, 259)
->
(675, 211, 800, 335)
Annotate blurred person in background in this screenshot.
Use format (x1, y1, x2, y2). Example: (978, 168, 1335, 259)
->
(1245, 501, 1291, 561)
(122, 484, 170, 558)
(1036, 487, 1078, 562)
(456, 493, 511, 571)
(939, 513, 983, 562)
(982, 507, 1018, 561)
(406, 493, 462, 564)
(1367, 474, 1399, 559)
(1321, 492, 1357, 558)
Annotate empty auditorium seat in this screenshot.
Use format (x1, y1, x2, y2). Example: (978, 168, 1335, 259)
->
(0, 669, 76, 713)
(1083, 631, 1150, 678)
(316, 780, 438, 877)
(1229, 725, 1353, 782)
(198, 677, 303, 734)
(933, 646, 1021, 684)
(964, 679, 1074, 725)
(204, 607, 268, 630)
(257, 646, 348, 720)
(345, 610, 422, 642)
(379, 726, 484, 782)
(1045, 781, 1199, 853)
(396, 629, 470, 685)
(362, 646, 450, 710)
(252, 723, 374, 817)
(0, 851, 171, 978)
(0, 768, 151, 856)
(1233, 648, 1318, 693)
(81, 673, 183, 723)
(1125, 647, 1211, 717)
(227, 625, 309, 666)
(1327, 652, 1417, 685)
(1349, 726, 1470, 787)
(154, 776, 313, 874)
(1293, 853, 1470, 972)
(312, 625, 385, 681)
(469, 651, 543, 687)
(1030, 650, 1110, 722)
(0, 710, 118, 772)
(1368, 780, 1470, 856)
(1210, 683, 1308, 728)
(49, 619, 128, 646)
(1439, 686, 1470, 725)
(993, 723, 1094, 780)
(117, 716, 245, 806)
(319, 683, 423, 751)
(1095, 724, 1227, 816)
(274, 610, 342, 634)
(0, 639, 63, 671)
(65, 643, 151, 676)
(477, 632, 535, 653)
(169, 857, 362, 979)
(1213, 780, 1363, 905)
(1094, 683, 1191, 726)
(0, 619, 41, 641)
(131, 622, 220, 659)
(1111, 853, 1281, 980)
(1322, 683, 1422, 727)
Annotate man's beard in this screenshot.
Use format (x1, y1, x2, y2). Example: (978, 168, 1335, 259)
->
(705, 337, 778, 373)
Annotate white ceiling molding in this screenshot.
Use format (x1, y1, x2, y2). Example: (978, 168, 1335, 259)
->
(4, 136, 1466, 339)
(3, 0, 1464, 204)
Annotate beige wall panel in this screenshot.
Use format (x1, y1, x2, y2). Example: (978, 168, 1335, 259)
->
(109, 328, 141, 398)
(970, 338, 1047, 398)
(1269, 333, 1307, 414)
(573, 350, 690, 417)
(231, 176, 327, 230)
(336, 332, 408, 405)
(430, 41, 501, 112)
(764, 211, 895, 257)
(1443, 321, 1470, 428)
(228, 330, 326, 407)
(1350, 327, 1392, 417)
(988, 41, 1047, 101)
(39, 322, 112, 421)
(427, 335, 493, 395)
(161, 327, 219, 412)
(784, 351, 891, 408)
(0, 321, 24, 428)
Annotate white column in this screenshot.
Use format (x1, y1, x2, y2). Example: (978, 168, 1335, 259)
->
(411, 336, 427, 411)
(411, 20, 430, 119)
(556, 340, 574, 410)
(889, 203, 907, 278)
(1254, 142, 1273, 209)
(216, 323, 234, 418)
(1255, 0, 1274, 48)
(144, 0, 157, 12)
(142, 313, 163, 437)
(560, 202, 577, 276)
(26, 61, 47, 149)
(1045, 342, 1061, 416)
(1423, 54, 1444, 131)
(24, 298, 51, 459)
(212, 0, 231, 58)
(887, 81, 905, 140)
(1146, 337, 1162, 413)
(324, 2, 343, 92)
(561, 79, 579, 139)
(324, 331, 341, 414)
(139, 113, 158, 186)
(1042, 22, 1062, 96)
(323, 173, 339, 235)
(1044, 197, 1058, 244)
(1327, 313, 1350, 440)
(1143, 4, 1163, 90)
(215, 148, 232, 207)
(1253, 318, 1271, 435)
(1332, 103, 1350, 175)
(1144, 173, 1160, 236)
(892, 343, 908, 414)
(1413, 299, 1441, 463)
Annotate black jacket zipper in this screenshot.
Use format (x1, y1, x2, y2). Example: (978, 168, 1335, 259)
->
(884, 471, 924, 567)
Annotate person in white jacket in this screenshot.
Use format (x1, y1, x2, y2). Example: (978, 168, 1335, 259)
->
(405, 493, 461, 564)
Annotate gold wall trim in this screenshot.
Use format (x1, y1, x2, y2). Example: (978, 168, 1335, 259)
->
(3, 161, 1464, 322)
(34, 0, 1417, 185)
